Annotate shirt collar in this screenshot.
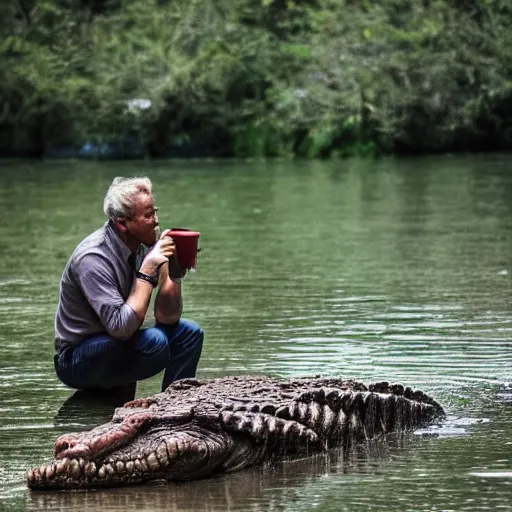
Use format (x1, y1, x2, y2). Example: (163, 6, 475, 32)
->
(105, 220, 134, 263)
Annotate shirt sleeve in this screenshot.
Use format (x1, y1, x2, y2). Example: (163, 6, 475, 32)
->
(73, 254, 140, 340)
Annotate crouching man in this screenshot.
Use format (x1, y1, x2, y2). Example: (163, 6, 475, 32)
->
(54, 177, 203, 397)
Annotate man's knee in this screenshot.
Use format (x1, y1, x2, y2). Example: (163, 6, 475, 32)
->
(137, 327, 170, 357)
(181, 319, 204, 351)
(158, 319, 204, 351)
(185, 319, 204, 341)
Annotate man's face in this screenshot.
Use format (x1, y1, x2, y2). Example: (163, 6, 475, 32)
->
(125, 193, 159, 246)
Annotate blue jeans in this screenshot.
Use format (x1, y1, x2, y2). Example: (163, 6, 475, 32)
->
(55, 319, 203, 393)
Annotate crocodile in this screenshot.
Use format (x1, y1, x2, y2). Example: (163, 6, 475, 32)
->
(26, 375, 444, 490)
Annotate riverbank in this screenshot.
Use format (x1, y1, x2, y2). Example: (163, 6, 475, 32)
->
(2, 1, 512, 159)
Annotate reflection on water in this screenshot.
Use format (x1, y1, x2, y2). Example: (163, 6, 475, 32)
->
(24, 434, 419, 512)
(54, 387, 136, 432)
(1, 156, 512, 510)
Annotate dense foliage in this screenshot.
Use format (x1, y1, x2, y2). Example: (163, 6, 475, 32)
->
(1, 0, 512, 157)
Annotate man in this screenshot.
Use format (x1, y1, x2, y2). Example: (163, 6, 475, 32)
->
(54, 177, 203, 396)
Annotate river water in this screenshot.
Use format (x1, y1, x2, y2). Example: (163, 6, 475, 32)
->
(0, 156, 511, 511)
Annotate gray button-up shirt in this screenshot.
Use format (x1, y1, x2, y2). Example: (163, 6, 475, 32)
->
(55, 221, 141, 353)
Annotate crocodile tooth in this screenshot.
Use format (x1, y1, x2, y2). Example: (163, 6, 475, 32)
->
(337, 409, 348, 433)
(39, 465, 48, 479)
(85, 462, 96, 476)
(55, 458, 69, 475)
(176, 436, 188, 455)
(69, 459, 80, 477)
(116, 461, 126, 473)
(147, 452, 160, 470)
(156, 443, 169, 465)
(126, 461, 134, 474)
(307, 402, 322, 429)
(105, 463, 115, 475)
(140, 458, 148, 471)
(98, 466, 106, 479)
(251, 414, 264, 436)
(166, 440, 178, 460)
(298, 402, 309, 422)
(134, 459, 142, 470)
(266, 416, 278, 434)
(322, 404, 336, 434)
(282, 420, 294, 440)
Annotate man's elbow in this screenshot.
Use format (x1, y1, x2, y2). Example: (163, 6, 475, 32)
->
(105, 315, 142, 341)
(104, 307, 140, 340)
(155, 310, 182, 325)
(106, 324, 137, 340)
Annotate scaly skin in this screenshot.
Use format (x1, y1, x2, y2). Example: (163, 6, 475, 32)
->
(26, 376, 444, 490)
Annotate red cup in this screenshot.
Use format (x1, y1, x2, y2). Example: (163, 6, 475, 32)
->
(166, 229, 201, 270)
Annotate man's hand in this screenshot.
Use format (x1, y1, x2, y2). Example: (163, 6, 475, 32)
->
(140, 234, 176, 275)
(159, 228, 173, 241)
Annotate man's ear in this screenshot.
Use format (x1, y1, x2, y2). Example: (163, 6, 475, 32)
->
(114, 217, 128, 233)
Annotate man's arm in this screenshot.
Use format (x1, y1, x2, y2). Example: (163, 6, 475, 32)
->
(125, 277, 155, 324)
(76, 255, 147, 340)
(76, 238, 175, 340)
(154, 262, 183, 324)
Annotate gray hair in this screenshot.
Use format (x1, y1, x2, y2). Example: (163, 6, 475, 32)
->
(103, 177, 153, 220)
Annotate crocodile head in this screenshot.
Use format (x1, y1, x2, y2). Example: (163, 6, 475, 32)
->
(26, 403, 253, 489)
